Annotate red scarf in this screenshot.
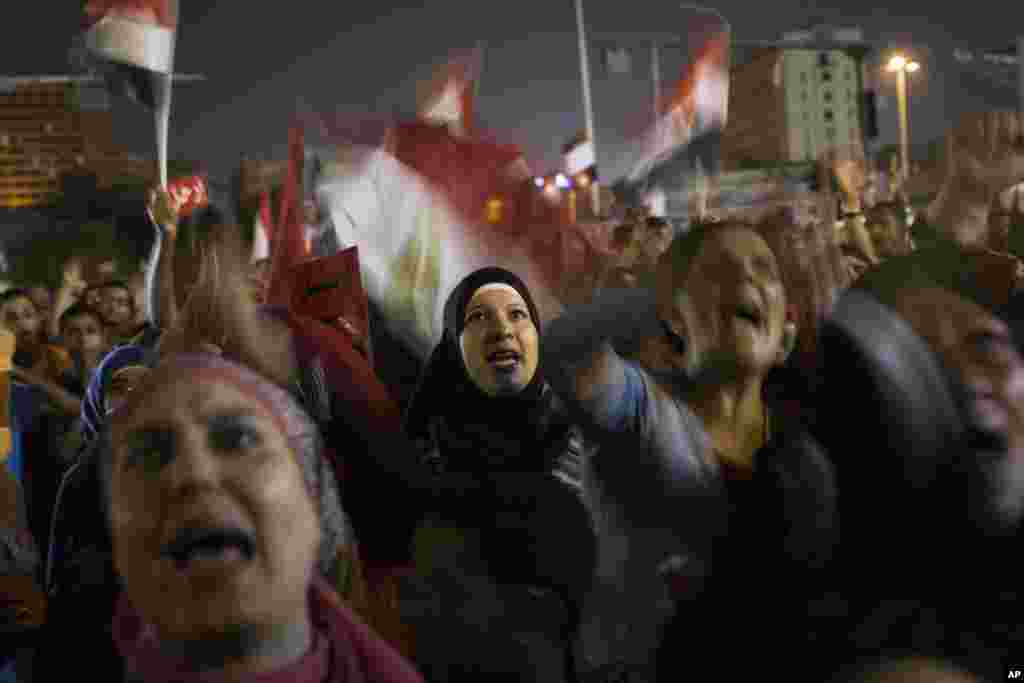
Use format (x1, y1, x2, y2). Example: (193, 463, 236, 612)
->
(112, 577, 423, 683)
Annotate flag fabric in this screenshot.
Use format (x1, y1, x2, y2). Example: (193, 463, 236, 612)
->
(417, 47, 482, 135)
(251, 191, 273, 263)
(265, 124, 309, 307)
(311, 121, 563, 359)
(81, 0, 177, 110)
(624, 27, 730, 189)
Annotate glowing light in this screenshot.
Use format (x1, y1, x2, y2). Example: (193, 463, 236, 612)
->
(555, 173, 571, 189)
(534, 177, 545, 188)
(576, 173, 590, 188)
(905, 61, 920, 73)
(887, 55, 907, 72)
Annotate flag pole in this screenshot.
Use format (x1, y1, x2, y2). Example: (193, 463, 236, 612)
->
(156, 76, 171, 188)
(651, 41, 662, 118)
(574, 0, 600, 215)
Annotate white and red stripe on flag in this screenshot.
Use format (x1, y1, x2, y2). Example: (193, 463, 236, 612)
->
(83, 0, 177, 74)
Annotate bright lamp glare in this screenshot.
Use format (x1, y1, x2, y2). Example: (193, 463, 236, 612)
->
(887, 55, 907, 72)
(555, 173, 571, 189)
(905, 61, 920, 73)
(534, 177, 545, 188)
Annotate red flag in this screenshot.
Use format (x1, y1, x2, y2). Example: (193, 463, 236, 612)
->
(265, 124, 308, 306)
(82, 0, 177, 109)
(417, 47, 482, 136)
(251, 191, 274, 263)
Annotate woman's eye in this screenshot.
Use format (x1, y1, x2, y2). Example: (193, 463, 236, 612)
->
(510, 309, 528, 321)
(123, 433, 174, 472)
(209, 420, 261, 452)
(466, 311, 485, 324)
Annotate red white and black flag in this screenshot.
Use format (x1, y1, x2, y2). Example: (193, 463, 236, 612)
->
(82, 0, 178, 185)
(81, 0, 178, 110)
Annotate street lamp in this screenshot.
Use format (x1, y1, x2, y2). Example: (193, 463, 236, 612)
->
(886, 54, 921, 184)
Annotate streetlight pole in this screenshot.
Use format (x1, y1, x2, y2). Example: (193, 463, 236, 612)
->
(887, 55, 919, 185)
(574, 0, 600, 215)
(895, 66, 909, 184)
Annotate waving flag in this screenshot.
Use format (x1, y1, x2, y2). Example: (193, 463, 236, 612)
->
(82, 0, 177, 108)
(82, 0, 178, 184)
(251, 191, 273, 263)
(309, 123, 560, 359)
(417, 45, 483, 136)
(265, 124, 309, 307)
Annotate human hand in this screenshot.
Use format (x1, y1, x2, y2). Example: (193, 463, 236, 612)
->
(829, 145, 868, 211)
(147, 187, 179, 237)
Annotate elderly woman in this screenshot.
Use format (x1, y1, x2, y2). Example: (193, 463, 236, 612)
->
(543, 220, 837, 680)
(402, 267, 595, 682)
(103, 353, 422, 682)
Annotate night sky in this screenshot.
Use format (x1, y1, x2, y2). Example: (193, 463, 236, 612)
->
(2, 1, 1020, 179)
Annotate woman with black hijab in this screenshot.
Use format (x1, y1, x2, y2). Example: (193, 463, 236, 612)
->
(402, 267, 596, 683)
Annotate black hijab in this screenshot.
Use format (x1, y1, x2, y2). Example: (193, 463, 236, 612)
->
(404, 267, 569, 473)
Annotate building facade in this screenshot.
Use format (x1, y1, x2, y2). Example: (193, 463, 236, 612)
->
(722, 26, 871, 169)
(0, 80, 155, 208)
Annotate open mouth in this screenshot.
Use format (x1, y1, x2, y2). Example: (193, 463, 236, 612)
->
(487, 349, 522, 369)
(162, 526, 256, 572)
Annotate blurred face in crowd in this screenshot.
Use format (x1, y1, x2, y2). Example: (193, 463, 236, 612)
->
(0, 295, 41, 352)
(667, 226, 787, 375)
(108, 371, 318, 646)
(460, 285, 539, 397)
(891, 288, 1024, 529)
(99, 285, 135, 329)
(62, 311, 105, 357)
(27, 286, 51, 325)
(641, 220, 674, 269)
(867, 210, 912, 260)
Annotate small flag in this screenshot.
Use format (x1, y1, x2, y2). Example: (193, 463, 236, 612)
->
(165, 174, 208, 217)
(81, 0, 177, 110)
(265, 124, 308, 306)
(606, 47, 632, 76)
(418, 47, 482, 135)
(251, 192, 273, 263)
(623, 21, 731, 192)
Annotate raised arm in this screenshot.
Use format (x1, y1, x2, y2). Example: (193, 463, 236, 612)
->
(144, 188, 180, 332)
(542, 287, 665, 433)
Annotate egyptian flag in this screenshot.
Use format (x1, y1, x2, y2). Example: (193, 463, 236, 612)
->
(251, 191, 273, 263)
(620, 8, 730, 197)
(417, 46, 482, 136)
(311, 119, 561, 358)
(82, 0, 177, 110)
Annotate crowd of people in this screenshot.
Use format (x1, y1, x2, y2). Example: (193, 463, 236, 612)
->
(0, 107, 1022, 683)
